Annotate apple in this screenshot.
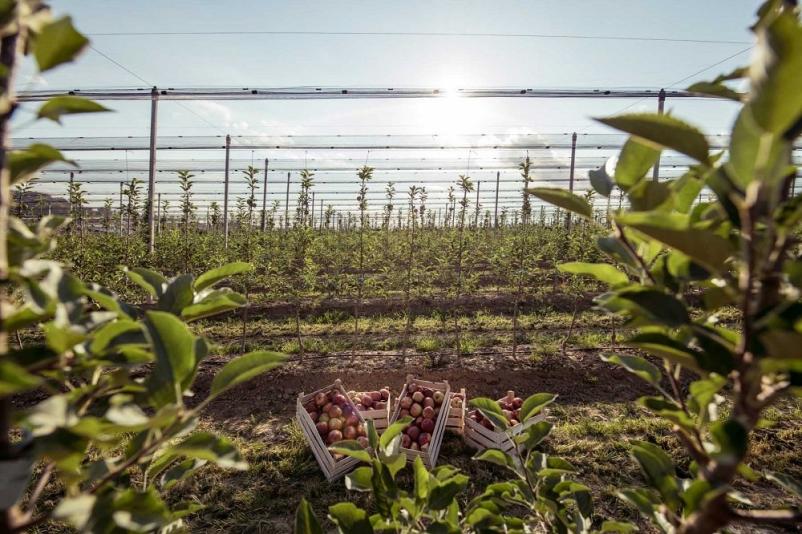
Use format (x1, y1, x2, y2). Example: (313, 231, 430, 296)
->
(418, 433, 431, 446)
(308, 411, 319, 423)
(407, 425, 420, 441)
(422, 406, 435, 419)
(451, 397, 463, 408)
(374, 402, 386, 410)
(415, 416, 423, 425)
(433, 391, 445, 405)
(329, 417, 343, 431)
(399, 409, 410, 418)
(401, 434, 412, 448)
(357, 404, 367, 411)
(400, 397, 413, 409)
(357, 424, 366, 437)
(319, 413, 330, 423)
(357, 436, 369, 448)
(412, 391, 424, 403)
(370, 391, 381, 401)
(329, 405, 343, 419)
(361, 394, 374, 408)
(420, 418, 435, 433)
(422, 387, 433, 398)
(305, 401, 316, 413)
(380, 388, 390, 400)
(322, 402, 333, 414)
(407, 383, 418, 394)
(343, 425, 357, 439)
(327, 430, 343, 444)
(410, 403, 423, 417)
(333, 393, 347, 406)
(345, 414, 360, 427)
(512, 397, 523, 409)
(314, 392, 327, 407)
(342, 404, 355, 417)
(316, 421, 329, 435)
(423, 397, 435, 409)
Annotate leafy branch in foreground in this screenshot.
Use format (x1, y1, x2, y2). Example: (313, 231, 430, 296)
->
(528, 2, 802, 532)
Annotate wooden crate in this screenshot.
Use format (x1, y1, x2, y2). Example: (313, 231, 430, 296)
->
(463, 391, 547, 455)
(389, 374, 451, 468)
(446, 387, 466, 434)
(348, 387, 392, 433)
(296, 379, 367, 482)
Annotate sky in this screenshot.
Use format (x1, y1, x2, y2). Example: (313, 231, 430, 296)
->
(13, 1, 764, 213)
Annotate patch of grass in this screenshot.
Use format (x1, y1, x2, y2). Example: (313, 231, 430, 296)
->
(415, 336, 441, 352)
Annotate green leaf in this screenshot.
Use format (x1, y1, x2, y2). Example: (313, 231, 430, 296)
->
(518, 393, 556, 422)
(90, 320, 145, 354)
(37, 96, 109, 123)
(328, 502, 373, 534)
(380, 416, 412, 450)
(53, 495, 96, 530)
(8, 144, 73, 185)
(474, 449, 516, 470)
(124, 267, 167, 299)
(469, 398, 508, 431)
(616, 287, 690, 327)
(600, 520, 638, 533)
(627, 180, 672, 212)
(597, 113, 710, 163)
(711, 419, 748, 463)
(615, 211, 733, 273)
(181, 291, 246, 322)
(209, 350, 285, 398)
(765, 472, 802, 500)
(559, 262, 628, 288)
(603, 354, 662, 386)
(628, 332, 702, 373)
(637, 397, 694, 429)
(526, 187, 592, 218)
(194, 262, 254, 291)
(0, 360, 41, 395)
(630, 440, 681, 509)
(170, 432, 247, 470)
(330, 440, 372, 463)
(749, 11, 802, 134)
(614, 137, 661, 191)
(34, 16, 89, 72)
(515, 421, 553, 450)
(589, 163, 614, 197)
(428, 475, 469, 510)
(143, 311, 198, 407)
(686, 81, 743, 101)
(344, 467, 374, 492)
(158, 274, 195, 315)
(413, 456, 430, 502)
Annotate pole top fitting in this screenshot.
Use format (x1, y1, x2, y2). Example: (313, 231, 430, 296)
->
(572, 132, 577, 140)
(658, 88, 666, 98)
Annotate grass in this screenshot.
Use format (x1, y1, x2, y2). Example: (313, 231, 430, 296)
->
(166, 397, 802, 533)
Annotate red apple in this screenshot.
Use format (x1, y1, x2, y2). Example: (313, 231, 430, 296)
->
(329, 405, 343, 419)
(316, 421, 329, 435)
(422, 406, 435, 419)
(357, 436, 369, 448)
(400, 397, 413, 409)
(327, 430, 343, 444)
(314, 392, 327, 407)
(342, 404, 355, 417)
(412, 391, 424, 403)
(407, 383, 418, 394)
(345, 415, 360, 427)
(343, 425, 357, 439)
(319, 413, 330, 423)
(309, 411, 319, 422)
(407, 425, 420, 441)
(374, 402, 386, 410)
(422, 387, 433, 398)
(380, 388, 390, 400)
(399, 409, 410, 418)
(333, 393, 347, 406)
(410, 403, 423, 417)
(423, 397, 435, 408)
(418, 433, 431, 446)
(370, 391, 381, 401)
(421, 418, 435, 433)
(357, 424, 366, 437)
(401, 434, 412, 448)
(322, 402, 333, 414)
(329, 417, 343, 431)
(512, 397, 523, 409)
(361, 394, 374, 408)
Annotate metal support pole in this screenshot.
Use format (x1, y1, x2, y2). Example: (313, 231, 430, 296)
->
(474, 180, 481, 227)
(223, 134, 231, 248)
(284, 171, 290, 228)
(146, 86, 159, 254)
(119, 181, 124, 236)
(260, 158, 269, 231)
(320, 198, 323, 228)
(566, 132, 577, 230)
(652, 88, 666, 181)
(156, 193, 161, 235)
(494, 171, 500, 227)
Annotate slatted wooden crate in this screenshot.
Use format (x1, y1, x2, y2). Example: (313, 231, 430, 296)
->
(296, 379, 367, 482)
(446, 388, 466, 434)
(463, 391, 547, 454)
(389, 374, 451, 468)
(348, 387, 392, 433)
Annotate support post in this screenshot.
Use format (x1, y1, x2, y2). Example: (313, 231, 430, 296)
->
(320, 197, 323, 228)
(474, 180, 481, 227)
(494, 171, 500, 227)
(156, 192, 161, 235)
(119, 181, 124, 236)
(146, 86, 159, 254)
(284, 171, 290, 228)
(310, 191, 315, 228)
(260, 158, 269, 231)
(223, 134, 231, 248)
(566, 132, 577, 230)
(652, 88, 666, 181)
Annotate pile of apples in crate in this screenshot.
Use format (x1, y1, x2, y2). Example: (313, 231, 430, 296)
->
(348, 388, 390, 411)
(304, 389, 368, 449)
(397, 383, 446, 452)
(469, 391, 524, 429)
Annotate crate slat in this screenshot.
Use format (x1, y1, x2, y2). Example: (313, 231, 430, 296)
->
(446, 387, 466, 434)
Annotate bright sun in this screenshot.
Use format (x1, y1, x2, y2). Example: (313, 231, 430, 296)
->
(420, 86, 479, 137)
